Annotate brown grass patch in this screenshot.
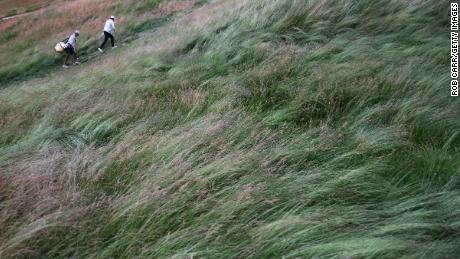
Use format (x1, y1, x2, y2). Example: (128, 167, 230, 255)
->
(0, 145, 105, 256)
(0, 0, 51, 18)
(174, 85, 208, 109)
(154, 0, 195, 16)
(0, 18, 15, 32)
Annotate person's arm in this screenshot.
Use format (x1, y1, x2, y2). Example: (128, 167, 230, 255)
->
(111, 20, 116, 33)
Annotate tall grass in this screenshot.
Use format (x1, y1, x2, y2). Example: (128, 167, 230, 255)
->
(0, 0, 459, 258)
(0, 0, 169, 85)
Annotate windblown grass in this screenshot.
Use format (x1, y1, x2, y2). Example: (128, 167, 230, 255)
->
(0, 0, 51, 18)
(0, 0, 172, 85)
(0, 0, 459, 258)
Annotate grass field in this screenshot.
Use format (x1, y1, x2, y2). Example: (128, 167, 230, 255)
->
(0, 0, 459, 258)
(0, 0, 51, 18)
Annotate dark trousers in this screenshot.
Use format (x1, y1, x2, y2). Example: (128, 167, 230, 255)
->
(100, 31, 115, 48)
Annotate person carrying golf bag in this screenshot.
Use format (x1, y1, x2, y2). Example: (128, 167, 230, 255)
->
(98, 16, 117, 53)
(63, 30, 80, 68)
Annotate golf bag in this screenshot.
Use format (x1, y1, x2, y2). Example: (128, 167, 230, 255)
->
(54, 37, 69, 53)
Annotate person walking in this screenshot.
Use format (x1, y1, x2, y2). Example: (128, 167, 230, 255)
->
(98, 16, 117, 53)
(63, 30, 80, 68)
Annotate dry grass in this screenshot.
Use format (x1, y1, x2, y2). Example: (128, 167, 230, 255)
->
(0, 144, 108, 256)
(12, 0, 121, 40)
(0, 0, 51, 17)
(154, 0, 195, 16)
(0, 18, 14, 32)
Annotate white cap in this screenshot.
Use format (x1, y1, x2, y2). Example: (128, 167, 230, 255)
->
(110, 15, 115, 19)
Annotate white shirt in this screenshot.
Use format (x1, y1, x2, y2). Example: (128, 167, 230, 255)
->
(103, 19, 115, 34)
(68, 34, 77, 48)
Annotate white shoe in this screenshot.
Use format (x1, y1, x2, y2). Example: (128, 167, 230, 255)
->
(98, 48, 104, 53)
(112, 45, 118, 49)
(63, 64, 69, 68)
(74, 61, 80, 65)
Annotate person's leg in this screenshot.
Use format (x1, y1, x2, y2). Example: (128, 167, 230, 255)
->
(64, 53, 69, 65)
(109, 33, 115, 47)
(100, 32, 109, 49)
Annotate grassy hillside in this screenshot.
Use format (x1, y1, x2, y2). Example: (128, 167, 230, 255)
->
(0, 0, 51, 18)
(0, 0, 459, 258)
